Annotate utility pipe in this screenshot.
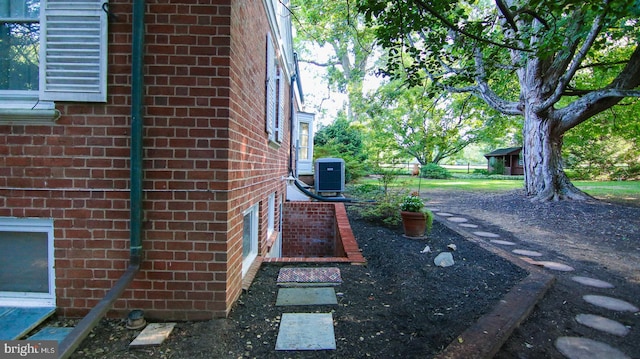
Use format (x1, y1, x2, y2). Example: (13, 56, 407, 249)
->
(58, 0, 145, 356)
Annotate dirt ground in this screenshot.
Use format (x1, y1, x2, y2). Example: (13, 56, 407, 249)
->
(426, 189, 640, 359)
(64, 188, 639, 358)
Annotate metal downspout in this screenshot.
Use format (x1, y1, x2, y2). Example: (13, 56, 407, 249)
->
(58, 0, 145, 356)
(288, 74, 296, 175)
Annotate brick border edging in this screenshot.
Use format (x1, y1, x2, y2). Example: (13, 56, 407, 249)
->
(434, 218, 556, 359)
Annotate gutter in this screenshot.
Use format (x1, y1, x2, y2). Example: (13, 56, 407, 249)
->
(58, 0, 145, 356)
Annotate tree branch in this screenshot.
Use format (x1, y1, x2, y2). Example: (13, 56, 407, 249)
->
(495, 0, 518, 31)
(535, 5, 607, 113)
(412, 0, 532, 52)
(471, 47, 522, 115)
(298, 58, 341, 67)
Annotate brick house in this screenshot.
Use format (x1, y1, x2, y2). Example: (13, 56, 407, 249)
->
(0, 0, 308, 322)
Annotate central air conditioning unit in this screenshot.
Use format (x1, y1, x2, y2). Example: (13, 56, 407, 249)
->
(315, 158, 345, 194)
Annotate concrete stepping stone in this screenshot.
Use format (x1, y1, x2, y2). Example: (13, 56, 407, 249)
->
(489, 239, 516, 246)
(519, 257, 544, 266)
(275, 313, 336, 351)
(537, 261, 575, 271)
(555, 336, 631, 359)
(472, 231, 500, 238)
(512, 249, 543, 257)
(571, 276, 614, 289)
(583, 295, 639, 312)
(277, 267, 342, 287)
(276, 287, 337, 306)
(130, 323, 176, 348)
(446, 217, 468, 223)
(458, 223, 479, 228)
(575, 314, 630, 336)
(435, 212, 454, 217)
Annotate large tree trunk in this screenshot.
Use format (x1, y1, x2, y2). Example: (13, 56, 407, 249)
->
(522, 110, 591, 201)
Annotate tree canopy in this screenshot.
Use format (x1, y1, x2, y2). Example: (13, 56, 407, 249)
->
(358, 0, 640, 201)
(291, 0, 375, 121)
(364, 80, 515, 165)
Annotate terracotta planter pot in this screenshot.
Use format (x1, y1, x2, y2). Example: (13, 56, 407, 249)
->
(400, 211, 427, 237)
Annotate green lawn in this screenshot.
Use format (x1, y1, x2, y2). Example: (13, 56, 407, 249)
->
(354, 176, 640, 204)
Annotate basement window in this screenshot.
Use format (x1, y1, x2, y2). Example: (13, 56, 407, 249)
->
(0, 218, 55, 307)
(242, 205, 258, 277)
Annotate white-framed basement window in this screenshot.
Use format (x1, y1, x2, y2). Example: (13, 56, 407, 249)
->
(0, 217, 55, 307)
(267, 192, 275, 238)
(0, 0, 107, 124)
(242, 204, 259, 277)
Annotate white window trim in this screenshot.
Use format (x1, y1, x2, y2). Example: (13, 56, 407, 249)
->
(265, 33, 277, 141)
(242, 205, 259, 278)
(296, 112, 315, 176)
(1, 0, 108, 124)
(267, 193, 275, 238)
(0, 93, 60, 124)
(275, 68, 285, 143)
(0, 217, 56, 307)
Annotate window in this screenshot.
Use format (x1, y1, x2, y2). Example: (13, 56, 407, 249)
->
(0, 0, 107, 123)
(0, 0, 40, 92)
(275, 67, 285, 142)
(265, 33, 276, 140)
(242, 205, 258, 277)
(0, 218, 55, 307)
(265, 33, 285, 144)
(295, 112, 314, 175)
(267, 193, 275, 238)
(298, 122, 309, 160)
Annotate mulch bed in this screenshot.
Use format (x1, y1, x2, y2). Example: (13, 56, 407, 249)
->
(68, 207, 527, 358)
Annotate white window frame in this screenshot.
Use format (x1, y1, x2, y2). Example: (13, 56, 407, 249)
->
(275, 67, 285, 143)
(296, 112, 315, 175)
(0, 0, 108, 124)
(0, 217, 56, 307)
(267, 193, 275, 238)
(265, 32, 286, 145)
(267, 196, 283, 258)
(241, 204, 259, 277)
(265, 32, 277, 142)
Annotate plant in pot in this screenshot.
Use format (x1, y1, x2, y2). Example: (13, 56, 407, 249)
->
(399, 192, 433, 238)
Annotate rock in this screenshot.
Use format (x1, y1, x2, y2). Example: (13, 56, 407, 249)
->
(434, 252, 454, 267)
(420, 245, 431, 253)
(447, 244, 457, 251)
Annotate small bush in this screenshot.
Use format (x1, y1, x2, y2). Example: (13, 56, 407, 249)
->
(357, 192, 404, 227)
(420, 163, 452, 179)
(611, 164, 640, 181)
(472, 168, 489, 175)
(347, 183, 384, 198)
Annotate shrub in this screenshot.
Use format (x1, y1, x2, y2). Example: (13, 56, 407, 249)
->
(420, 163, 452, 179)
(357, 191, 404, 227)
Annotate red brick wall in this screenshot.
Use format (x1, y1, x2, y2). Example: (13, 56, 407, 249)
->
(227, 0, 291, 313)
(282, 202, 337, 257)
(0, 0, 291, 320)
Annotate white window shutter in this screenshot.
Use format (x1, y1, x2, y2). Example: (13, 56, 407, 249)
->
(40, 0, 108, 102)
(276, 69, 285, 143)
(265, 33, 276, 139)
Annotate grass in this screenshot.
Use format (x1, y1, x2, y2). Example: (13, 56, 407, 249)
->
(354, 175, 640, 205)
(573, 180, 640, 204)
(356, 176, 524, 192)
